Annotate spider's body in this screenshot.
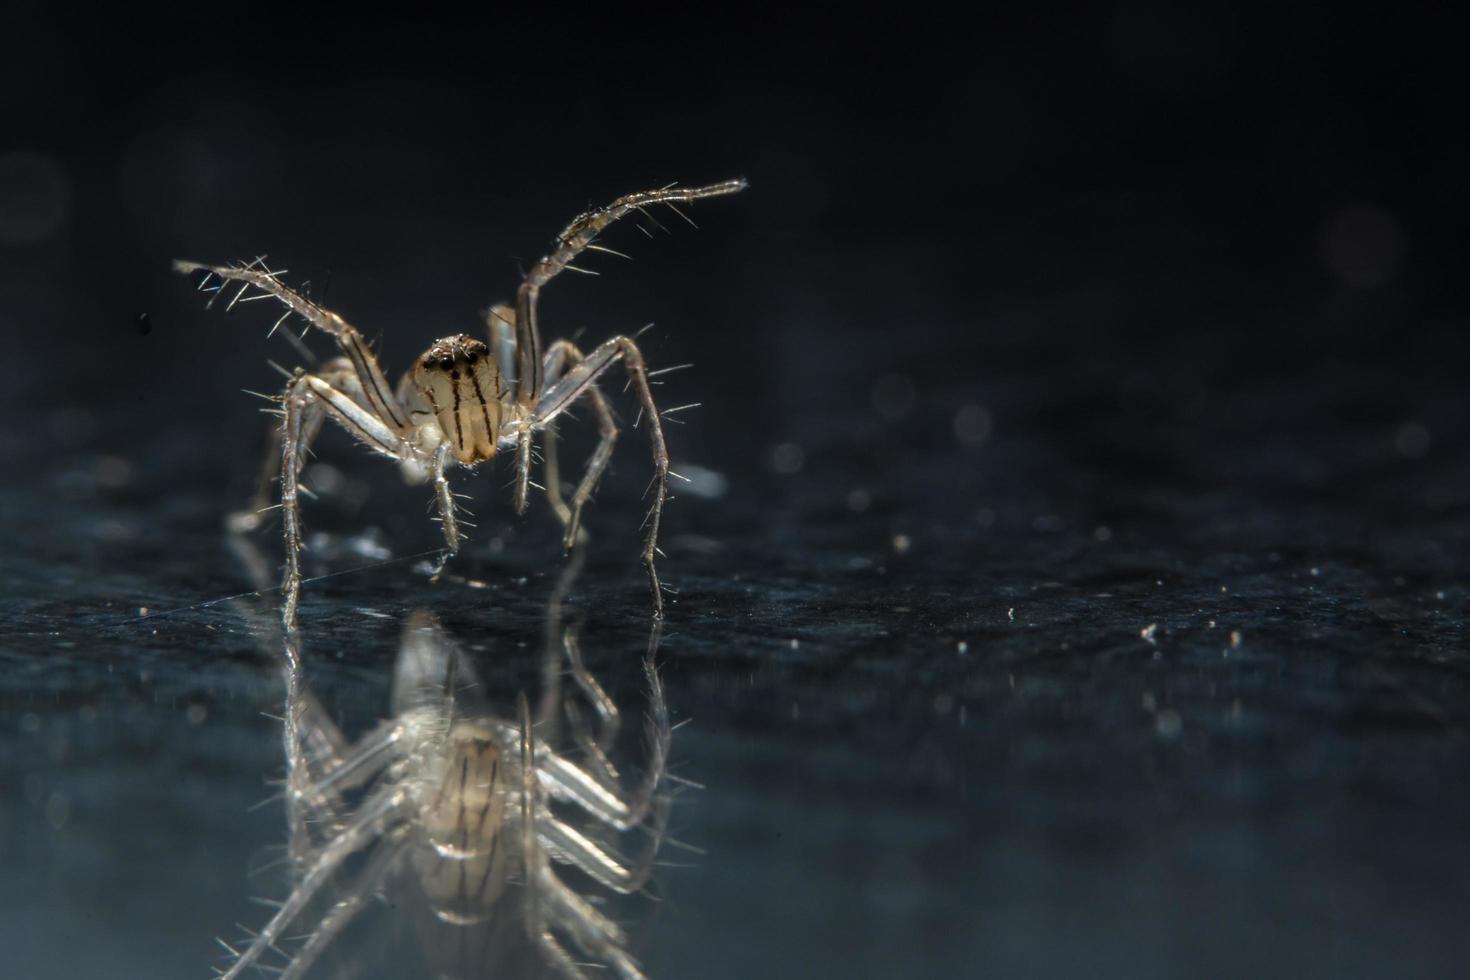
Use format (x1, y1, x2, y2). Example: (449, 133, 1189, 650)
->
(404, 333, 507, 466)
(177, 179, 746, 628)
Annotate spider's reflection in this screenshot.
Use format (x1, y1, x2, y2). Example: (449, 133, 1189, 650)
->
(221, 546, 676, 980)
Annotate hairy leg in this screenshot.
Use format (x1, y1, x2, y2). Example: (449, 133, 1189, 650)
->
(175, 258, 412, 435)
(428, 443, 461, 580)
(279, 370, 412, 631)
(513, 179, 747, 406)
(229, 357, 357, 534)
(533, 335, 671, 616)
(484, 303, 518, 384)
(542, 339, 619, 549)
(216, 782, 406, 980)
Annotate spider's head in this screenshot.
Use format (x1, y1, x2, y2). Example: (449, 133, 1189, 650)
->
(410, 335, 505, 465)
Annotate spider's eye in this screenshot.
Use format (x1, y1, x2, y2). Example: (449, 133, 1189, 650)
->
(440, 358, 454, 370)
(464, 350, 478, 363)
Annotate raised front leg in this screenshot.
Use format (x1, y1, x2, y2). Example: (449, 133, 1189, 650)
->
(513, 178, 747, 406)
(175, 258, 413, 435)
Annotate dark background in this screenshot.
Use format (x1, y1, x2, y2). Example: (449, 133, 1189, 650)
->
(2, 5, 1468, 979)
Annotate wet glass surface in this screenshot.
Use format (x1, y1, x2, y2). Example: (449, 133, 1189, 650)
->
(5, 9, 1470, 979)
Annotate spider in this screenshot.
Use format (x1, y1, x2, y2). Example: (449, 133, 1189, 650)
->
(177, 179, 746, 628)
(216, 556, 675, 979)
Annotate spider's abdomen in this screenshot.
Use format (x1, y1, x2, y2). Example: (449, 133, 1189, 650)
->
(408, 335, 505, 465)
(411, 726, 511, 926)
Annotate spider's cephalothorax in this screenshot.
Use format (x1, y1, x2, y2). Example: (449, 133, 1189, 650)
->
(177, 179, 746, 628)
(403, 334, 507, 465)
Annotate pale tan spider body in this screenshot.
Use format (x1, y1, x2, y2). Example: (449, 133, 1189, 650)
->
(178, 180, 746, 629)
(400, 333, 509, 466)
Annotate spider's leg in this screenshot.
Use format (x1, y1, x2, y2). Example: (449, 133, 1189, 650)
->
(531, 652, 670, 831)
(525, 753, 643, 979)
(280, 626, 401, 868)
(514, 178, 747, 406)
(174, 259, 414, 437)
(541, 339, 619, 550)
(539, 339, 574, 529)
(484, 303, 519, 385)
(283, 663, 359, 865)
(486, 302, 538, 517)
(535, 861, 647, 980)
(429, 443, 461, 576)
(513, 427, 535, 516)
(280, 370, 415, 632)
(531, 335, 671, 617)
(215, 782, 405, 980)
(534, 546, 590, 739)
(519, 691, 564, 971)
(229, 358, 356, 534)
(532, 925, 591, 980)
(560, 628, 623, 788)
(278, 828, 407, 980)
(537, 789, 671, 895)
(522, 695, 635, 980)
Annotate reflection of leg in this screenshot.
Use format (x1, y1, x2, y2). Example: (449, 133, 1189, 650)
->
(535, 546, 590, 738)
(538, 791, 671, 895)
(542, 339, 618, 549)
(278, 830, 406, 980)
(540, 868, 649, 980)
(282, 662, 361, 865)
(216, 782, 404, 980)
(520, 694, 583, 979)
(532, 651, 669, 831)
(562, 629, 622, 786)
